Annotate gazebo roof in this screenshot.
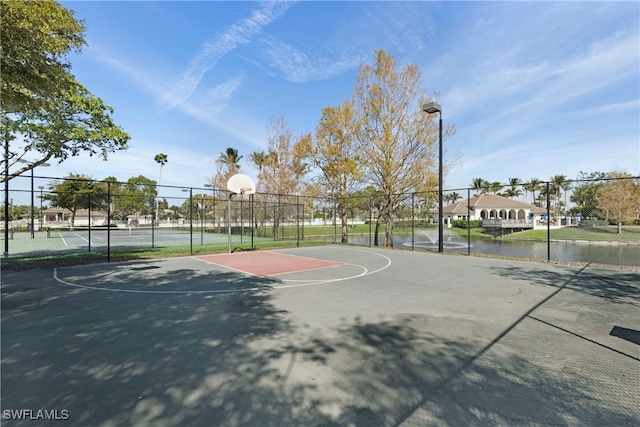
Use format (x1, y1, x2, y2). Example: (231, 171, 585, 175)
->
(443, 193, 546, 214)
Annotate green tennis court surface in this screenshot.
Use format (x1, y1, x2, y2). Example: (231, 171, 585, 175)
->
(2, 246, 638, 426)
(2, 228, 274, 256)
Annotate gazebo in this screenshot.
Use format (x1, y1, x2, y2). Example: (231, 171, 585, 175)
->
(439, 193, 548, 231)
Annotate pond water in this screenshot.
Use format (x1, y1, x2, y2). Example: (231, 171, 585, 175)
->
(312, 230, 640, 267)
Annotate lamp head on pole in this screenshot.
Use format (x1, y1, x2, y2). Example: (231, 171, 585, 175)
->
(422, 102, 441, 115)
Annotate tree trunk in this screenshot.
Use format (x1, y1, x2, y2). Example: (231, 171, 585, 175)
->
(384, 215, 393, 247)
(272, 212, 280, 239)
(374, 219, 380, 246)
(340, 205, 348, 243)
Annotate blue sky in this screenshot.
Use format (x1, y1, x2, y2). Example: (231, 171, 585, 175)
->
(51, 0, 639, 196)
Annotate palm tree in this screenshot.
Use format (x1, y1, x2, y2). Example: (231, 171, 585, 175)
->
(249, 151, 267, 174)
(500, 177, 521, 199)
(524, 178, 542, 205)
(447, 192, 462, 204)
(550, 175, 571, 215)
(503, 187, 523, 199)
(216, 147, 243, 175)
(489, 181, 503, 194)
(550, 174, 571, 216)
(508, 177, 522, 200)
(154, 153, 168, 185)
(154, 153, 168, 222)
(470, 178, 485, 196)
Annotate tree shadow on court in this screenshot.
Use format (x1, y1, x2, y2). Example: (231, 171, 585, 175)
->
(490, 264, 640, 307)
(271, 313, 638, 426)
(2, 267, 638, 426)
(2, 267, 320, 426)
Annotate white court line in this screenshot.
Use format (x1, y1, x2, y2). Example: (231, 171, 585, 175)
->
(52, 248, 392, 294)
(59, 233, 69, 247)
(53, 269, 266, 294)
(272, 250, 392, 289)
(73, 232, 89, 243)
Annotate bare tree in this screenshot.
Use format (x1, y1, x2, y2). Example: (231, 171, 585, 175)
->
(302, 100, 363, 242)
(259, 117, 308, 238)
(351, 50, 454, 246)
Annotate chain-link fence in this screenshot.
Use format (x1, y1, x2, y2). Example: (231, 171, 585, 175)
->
(2, 175, 638, 268)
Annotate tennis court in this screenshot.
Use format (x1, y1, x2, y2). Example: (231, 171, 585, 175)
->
(54, 227, 229, 247)
(2, 246, 638, 426)
(2, 227, 276, 257)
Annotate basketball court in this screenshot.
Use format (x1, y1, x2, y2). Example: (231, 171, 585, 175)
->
(1, 245, 638, 426)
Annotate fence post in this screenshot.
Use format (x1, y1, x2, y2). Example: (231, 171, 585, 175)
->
(88, 191, 91, 253)
(107, 181, 111, 262)
(333, 196, 337, 244)
(296, 195, 300, 247)
(467, 188, 471, 255)
(4, 141, 9, 256)
(546, 181, 551, 262)
(369, 196, 372, 247)
(411, 192, 415, 251)
(152, 194, 155, 249)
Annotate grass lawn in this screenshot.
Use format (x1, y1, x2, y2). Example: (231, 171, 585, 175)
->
(442, 225, 640, 243)
(503, 225, 640, 243)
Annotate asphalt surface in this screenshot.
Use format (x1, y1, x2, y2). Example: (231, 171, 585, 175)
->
(1, 246, 638, 426)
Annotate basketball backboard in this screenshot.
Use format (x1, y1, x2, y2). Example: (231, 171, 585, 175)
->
(227, 174, 256, 195)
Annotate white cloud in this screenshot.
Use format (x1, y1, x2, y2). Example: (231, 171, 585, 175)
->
(182, 74, 246, 122)
(255, 36, 364, 83)
(160, 1, 294, 109)
(442, 29, 639, 154)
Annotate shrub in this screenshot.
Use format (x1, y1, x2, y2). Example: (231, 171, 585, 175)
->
(453, 220, 483, 229)
(578, 219, 609, 227)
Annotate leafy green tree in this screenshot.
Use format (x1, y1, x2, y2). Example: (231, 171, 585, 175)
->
(1, 0, 130, 182)
(108, 175, 157, 222)
(570, 172, 606, 218)
(42, 173, 99, 227)
(1, 0, 83, 116)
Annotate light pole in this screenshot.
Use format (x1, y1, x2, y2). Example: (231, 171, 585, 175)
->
(17, 160, 50, 238)
(422, 102, 443, 253)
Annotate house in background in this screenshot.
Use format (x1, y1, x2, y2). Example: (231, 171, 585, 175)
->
(42, 208, 107, 227)
(438, 193, 549, 234)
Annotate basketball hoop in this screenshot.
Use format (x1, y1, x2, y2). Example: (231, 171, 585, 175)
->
(225, 174, 257, 253)
(227, 174, 256, 195)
